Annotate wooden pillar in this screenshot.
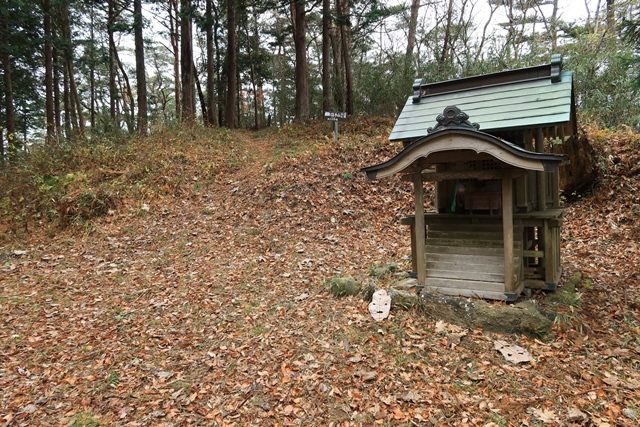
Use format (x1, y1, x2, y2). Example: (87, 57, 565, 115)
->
(409, 219, 417, 275)
(535, 128, 547, 211)
(413, 173, 426, 286)
(551, 170, 560, 208)
(544, 221, 553, 283)
(502, 175, 514, 292)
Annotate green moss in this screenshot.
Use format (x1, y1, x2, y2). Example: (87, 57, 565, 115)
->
(325, 276, 361, 297)
(70, 413, 100, 427)
(369, 262, 399, 278)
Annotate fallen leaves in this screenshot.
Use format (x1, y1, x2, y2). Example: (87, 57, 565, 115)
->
(0, 121, 639, 425)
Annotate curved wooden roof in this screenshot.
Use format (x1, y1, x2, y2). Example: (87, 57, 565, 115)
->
(362, 113, 566, 181)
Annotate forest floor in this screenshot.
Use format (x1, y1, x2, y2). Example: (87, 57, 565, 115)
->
(1, 119, 639, 426)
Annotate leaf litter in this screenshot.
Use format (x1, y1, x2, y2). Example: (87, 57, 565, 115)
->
(0, 119, 639, 425)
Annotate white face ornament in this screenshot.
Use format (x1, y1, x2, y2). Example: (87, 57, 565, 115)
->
(368, 289, 391, 321)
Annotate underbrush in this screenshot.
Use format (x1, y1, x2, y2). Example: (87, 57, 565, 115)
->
(0, 118, 398, 238)
(0, 126, 234, 235)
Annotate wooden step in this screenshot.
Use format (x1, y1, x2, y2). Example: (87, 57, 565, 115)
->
(426, 269, 504, 283)
(424, 252, 506, 263)
(425, 245, 504, 256)
(426, 238, 522, 249)
(426, 260, 504, 274)
(428, 230, 505, 240)
(424, 277, 505, 293)
(427, 223, 503, 232)
(424, 286, 511, 301)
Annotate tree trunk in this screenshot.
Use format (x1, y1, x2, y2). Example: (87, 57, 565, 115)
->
(169, 0, 181, 120)
(134, 0, 148, 134)
(292, 0, 309, 121)
(337, 0, 353, 115)
(405, 0, 419, 70)
(440, 0, 454, 65)
(114, 46, 135, 133)
(550, 0, 558, 50)
(225, 0, 238, 128)
(212, 1, 223, 126)
(53, 45, 61, 134)
(193, 60, 207, 121)
(205, 0, 217, 126)
(108, 0, 118, 123)
(0, 10, 15, 145)
(180, 0, 195, 122)
(330, 22, 344, 110)
(62, 54, 71, 137)
(89, 2, 96, 130)
(43, 0, 55, 142)
(322, 0, 332, 113)
(61, 2, 84, 134)
(606, 0, 615, 35)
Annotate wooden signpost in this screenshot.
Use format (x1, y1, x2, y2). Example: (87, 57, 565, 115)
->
(324, 111, 347, 143)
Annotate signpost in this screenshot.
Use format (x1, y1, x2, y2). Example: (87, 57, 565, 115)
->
(324, 111, 347, 143)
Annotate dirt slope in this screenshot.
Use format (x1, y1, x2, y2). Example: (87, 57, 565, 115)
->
(1, 121, 638, 426)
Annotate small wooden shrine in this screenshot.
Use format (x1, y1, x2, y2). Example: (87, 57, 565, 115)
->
(362, 56, 574, 301)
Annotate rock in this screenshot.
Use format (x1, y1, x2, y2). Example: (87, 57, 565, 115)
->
(325, 277, 361, 298)
(566, 408, 588, 422)
(20, 404, 37, 414)
(399, 391, 422, 403)
(419, 292, 553, 338)
(156, 370, 174, 379)
(391, 277, 418, 291)
(622, 407, 638, 421)
(388, 289, 419, 309)
(552, 133, 597, 196)
(494, 340, 532, 364)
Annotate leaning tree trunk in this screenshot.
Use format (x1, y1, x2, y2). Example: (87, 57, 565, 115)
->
(43, 0, 55, 142)
(322, 0, 332, 113)
(193, 60, 207, 121)
(134, 0, 148, 134)
(224, 0, 238, 128)
(292, 0, 309, 121)
(113, 46, 135, 133)
(180, 0, 195, 122)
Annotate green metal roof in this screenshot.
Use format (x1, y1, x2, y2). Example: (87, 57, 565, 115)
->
(390, 70, 574, 141)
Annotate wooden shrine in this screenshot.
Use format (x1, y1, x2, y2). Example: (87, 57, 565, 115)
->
(362, 56, 574, 301)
